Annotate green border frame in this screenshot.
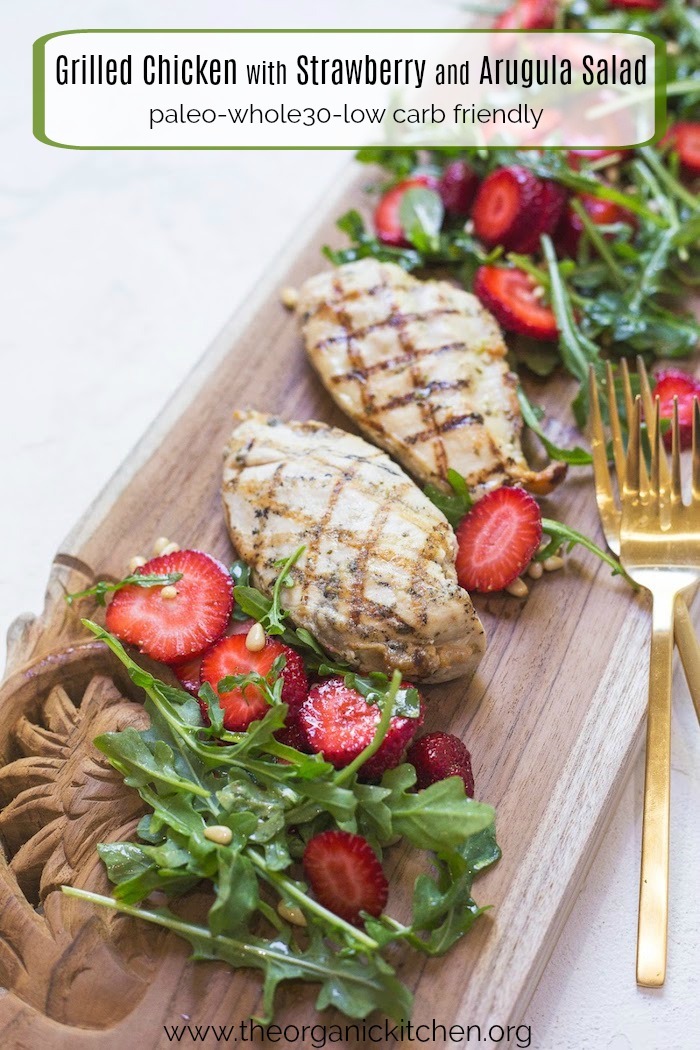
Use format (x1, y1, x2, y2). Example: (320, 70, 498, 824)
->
(33, 28, 666, 151)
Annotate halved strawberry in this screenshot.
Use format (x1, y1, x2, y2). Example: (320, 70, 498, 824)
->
(455, 487, 543, 593)
(439, 160, 480, 216)
(171, 618, 255, 696)
(471, 167, 565, 253)
(374, 174, 439, 247)
(407, 732, 475, 797)
(303, 830, 388, 925)
(664, 123, 700, 177)
(298, 676, 423, 781)
(200, 634, 308, 731)
(474, 266, 558, 342)
(105, 550, 233, 664)
(556, 192, 635, 256)
(495, 0, 556, 29)
(653, 369, 700, 451)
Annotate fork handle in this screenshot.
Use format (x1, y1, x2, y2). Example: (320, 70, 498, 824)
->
(637, 589, 674, 987)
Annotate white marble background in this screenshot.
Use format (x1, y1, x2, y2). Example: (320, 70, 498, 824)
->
(1, 3, 698, 1048)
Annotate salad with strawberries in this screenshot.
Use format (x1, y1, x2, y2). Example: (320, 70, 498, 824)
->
(64, 544, 499, 1023)
(327, 0, 700, 431)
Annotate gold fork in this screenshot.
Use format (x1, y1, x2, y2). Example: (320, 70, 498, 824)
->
(589, 360, 700, 724)
(619, 395, 700, 986)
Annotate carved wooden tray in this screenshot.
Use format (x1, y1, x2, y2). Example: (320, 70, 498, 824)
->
(0, 171, 683, 1048)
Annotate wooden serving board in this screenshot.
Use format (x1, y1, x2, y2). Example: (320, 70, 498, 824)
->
(0, 169, 685, 1049)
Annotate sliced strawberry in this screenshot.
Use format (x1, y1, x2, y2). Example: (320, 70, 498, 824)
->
(556, 192, 635, 256)
(374, 174, 439, 247)
(653, 369, 700, 451)
(455, 487, 543, 593)
(171, 618, 255, 696)
(105, 550, 233, 664)
(298, 676, 423, 781)
(474, 266, 558, 342)
(303, 830, 388, 925)
(407, 732, 475, 797)
(664, 123, 700, 177)
(200, 634, 308, 732)
(439, 160, 480, 216)
(567, 148, 631, 170)
(471, 167, 565, 253)
(495, 0, 556, 28)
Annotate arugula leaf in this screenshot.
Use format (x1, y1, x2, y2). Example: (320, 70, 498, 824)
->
(63, 889, 412, 1024)
(423, 468, 474, 529)
(65, 572, 183, 606)
(381, 766, 495, 853)
(517, 387, 593, 466)
(399, 187, 444, 253)
(539, 517, 636, 588)
(208, 851, 259, 936)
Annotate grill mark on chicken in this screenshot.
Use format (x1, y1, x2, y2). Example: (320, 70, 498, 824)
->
(329, 342, 465, 385)
(370, 377, 473, 415)
(222, 413, 486, 683)
(299, 259, 567, 495)
(312, 307, 461, 352)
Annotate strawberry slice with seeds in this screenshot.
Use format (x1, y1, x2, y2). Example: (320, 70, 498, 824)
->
(653, 369, 700, 451)
(664, 123, 700, 177)
(407, 732, 475, 797)
(471, 167, 565, 254)
(495, 0, 556, 28)
(303, 830, 388, 925)
(439, 160, 480, 216)
(374, 174, 439, 246)
(171, 618, 255, 696)
(474, 266, 558, 342)
(200, 634, 308, 732)
(455, 487, 543, 593)
(298, 676, 423, 781)
(105, 549, 233, 664)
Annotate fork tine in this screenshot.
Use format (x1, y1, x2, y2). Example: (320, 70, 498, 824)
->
(638, 357, 670, 486)
(589, 366, 616, 504)
(650, 397, 662, 502)
(606, 361, 626, 491)
(619, 359, 649, 492)
(693, 398, 700, 503)
(670, 397, 682, 507)
(625, 396, 643, 497)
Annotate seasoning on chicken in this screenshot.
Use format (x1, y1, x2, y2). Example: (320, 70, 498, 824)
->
(298, 258, 565, 495)
(222, 412, 486, 684)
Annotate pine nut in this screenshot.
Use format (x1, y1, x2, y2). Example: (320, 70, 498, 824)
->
(464, 219, 474, 234)
(246, 622, 266, 652)
(153, 536, 171, 556)
(531, 285, 546, 301)
(203, 825, 233, 846)
(527, 561, 544, 580)
(607, 165, 620, 184)
(161, 585, 178, 599)
(160, 542, 180, 556)
(277, 901, 307, 927)
(505, 577, 528, 598)
(543, 555, 565, 572)
(280, 286, 299, 310)
(128, 556, 147, 572)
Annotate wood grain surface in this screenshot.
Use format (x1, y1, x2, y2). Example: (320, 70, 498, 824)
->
(0, 170, 686, 1049)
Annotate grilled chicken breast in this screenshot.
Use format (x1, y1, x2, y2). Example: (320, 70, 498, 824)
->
(298, 258, 565, 494)
(222, 412, 486, 684)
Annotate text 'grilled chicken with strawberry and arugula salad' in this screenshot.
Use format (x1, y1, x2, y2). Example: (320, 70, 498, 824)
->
(60, 0, 698, 1026)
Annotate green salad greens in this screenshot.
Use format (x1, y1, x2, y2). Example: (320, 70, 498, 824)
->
(64, 556, 499, 1024)
(325, 0, 700, 427)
